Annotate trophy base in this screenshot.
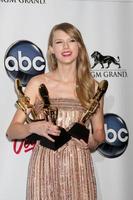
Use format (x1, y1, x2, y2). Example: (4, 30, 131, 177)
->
(40, 123, 89, 151)
(40, 127, 71, 150)
(68, 123, 89, 143)
(25, 123, 89, 151)
(25, 134, 41, 144)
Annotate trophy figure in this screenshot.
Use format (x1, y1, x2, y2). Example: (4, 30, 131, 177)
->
(15, 80, 71, 150)
(15, 79, 108, 150)
(39, 84, 71, 150)
(80, 80, 108, 123)
(15, 79, 37, 123)
(67, 80, 108, 144)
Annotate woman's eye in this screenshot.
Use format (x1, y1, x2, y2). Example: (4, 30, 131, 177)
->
(70, 39, 76, 42)
(55, 41, 62, 44)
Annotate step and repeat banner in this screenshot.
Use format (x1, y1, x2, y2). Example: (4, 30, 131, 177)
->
(0, 0, 132, 199)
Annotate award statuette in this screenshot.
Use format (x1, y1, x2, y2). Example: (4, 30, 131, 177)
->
(38, 84, 71, 150)
(66, 80, 108, 144)
(15, 80, 71, 149)
(15, 79, 36, 122)
(38, 84, 88, 150)
(15, 79, 108, 150)
(15, 79, 41, 143)
(80, 80, 108, 123)
(39, 80, 108, 149)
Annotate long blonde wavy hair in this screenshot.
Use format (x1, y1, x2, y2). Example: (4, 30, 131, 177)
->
(47, 22, 95, 108)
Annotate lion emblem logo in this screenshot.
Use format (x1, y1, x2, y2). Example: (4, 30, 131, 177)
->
(91, 51, 121, 69)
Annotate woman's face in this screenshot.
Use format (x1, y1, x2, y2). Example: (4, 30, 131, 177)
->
(50, 30, 79, 65)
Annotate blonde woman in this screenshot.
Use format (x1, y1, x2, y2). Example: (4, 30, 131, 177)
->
(6, 22, 105, 200)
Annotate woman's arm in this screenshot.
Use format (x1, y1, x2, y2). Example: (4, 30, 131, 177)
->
(88, 97, 106, 151)
(6, 77, 60, 141)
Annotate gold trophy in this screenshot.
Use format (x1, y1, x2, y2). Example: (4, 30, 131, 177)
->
(15, 79, 58, 123)
(15, 80, 71, 149)
(15, 79, 108, 150)
(15, 79, 37, 122)
(38, 83, 58, 123)
(66, 80, 108, 143)
(15, 79, 42, 144)
(38, 83, 71, 150)
(81, 80, 108, 123)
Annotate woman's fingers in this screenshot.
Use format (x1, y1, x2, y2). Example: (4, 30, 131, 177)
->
(45, 124, 59, 135)
(30, 120, 61, 142)
(35, 121, 60, 140)
(42, 122, 61, 142)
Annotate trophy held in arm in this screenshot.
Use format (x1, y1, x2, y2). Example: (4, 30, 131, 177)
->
(15, 79, 108, 150)
(15, 79, 41, 144)
(67, 80, 108, 144)
(38, 83, 71, 150)
(15, 79, 71, 149)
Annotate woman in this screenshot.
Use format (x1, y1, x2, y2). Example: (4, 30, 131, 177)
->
(6, 22, 105, 200)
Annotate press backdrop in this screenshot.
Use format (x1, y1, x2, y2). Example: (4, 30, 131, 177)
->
(0, 0, 133, 200)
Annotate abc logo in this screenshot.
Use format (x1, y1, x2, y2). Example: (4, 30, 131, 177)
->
(4, 40, 46, 86)
(98, 113, 129, 158)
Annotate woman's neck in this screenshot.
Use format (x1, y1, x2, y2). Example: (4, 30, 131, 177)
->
(53, 64, 76, 83)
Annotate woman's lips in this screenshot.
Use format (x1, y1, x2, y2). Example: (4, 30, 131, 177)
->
(62, 51, 72, 57)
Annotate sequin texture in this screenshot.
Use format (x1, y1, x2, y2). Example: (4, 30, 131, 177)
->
(26, 98, 97, 200)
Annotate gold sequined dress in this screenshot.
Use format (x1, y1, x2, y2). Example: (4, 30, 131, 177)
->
(26, 98, 97, 200)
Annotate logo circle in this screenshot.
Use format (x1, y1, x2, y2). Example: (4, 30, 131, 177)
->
(98, 113, 129, 158)
(4, 40, 46, 86)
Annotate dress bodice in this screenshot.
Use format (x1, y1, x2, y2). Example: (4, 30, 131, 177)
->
(34, 98, 87, 130)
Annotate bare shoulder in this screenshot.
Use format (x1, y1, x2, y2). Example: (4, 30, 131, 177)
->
(26, 73, 50, 87)
(25, 75, 41, 90)
(24, 72, 54, 94)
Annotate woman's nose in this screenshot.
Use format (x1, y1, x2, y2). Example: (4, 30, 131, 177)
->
(63, 41, 69, 48)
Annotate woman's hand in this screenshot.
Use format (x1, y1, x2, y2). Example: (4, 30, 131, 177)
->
(29, 120, 61, 142)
